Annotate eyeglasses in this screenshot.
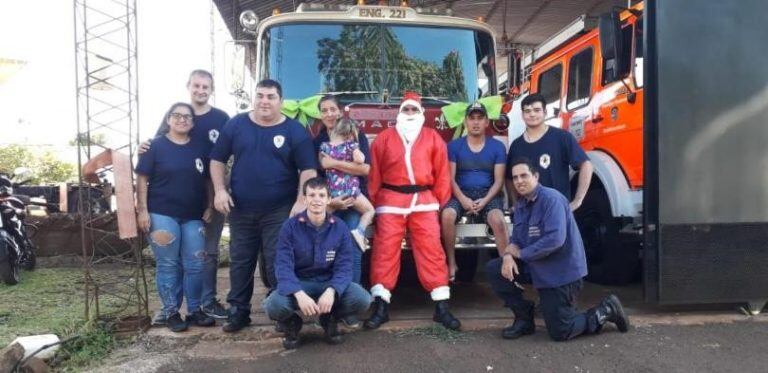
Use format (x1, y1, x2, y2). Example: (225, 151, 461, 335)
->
(400, 106, 420, 113)
(169, 113, 193, 121)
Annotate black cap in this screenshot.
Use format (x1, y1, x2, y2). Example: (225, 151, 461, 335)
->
(465, 101, 487, 117)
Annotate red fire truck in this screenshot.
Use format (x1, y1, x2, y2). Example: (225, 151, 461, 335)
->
(234, 2, 511, 285)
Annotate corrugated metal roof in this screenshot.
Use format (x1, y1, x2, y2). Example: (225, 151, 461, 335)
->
(212, 0, 631, 46)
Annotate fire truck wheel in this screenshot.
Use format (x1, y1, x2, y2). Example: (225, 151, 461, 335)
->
(575, 187, 641, 285)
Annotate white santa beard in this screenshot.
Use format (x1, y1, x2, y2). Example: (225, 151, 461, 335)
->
(396, 112, 425, 143)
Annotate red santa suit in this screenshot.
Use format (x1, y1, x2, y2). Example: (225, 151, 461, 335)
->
(368, 92, 452, 302)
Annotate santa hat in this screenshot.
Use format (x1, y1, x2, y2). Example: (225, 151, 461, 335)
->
(400, 91, 423, 113)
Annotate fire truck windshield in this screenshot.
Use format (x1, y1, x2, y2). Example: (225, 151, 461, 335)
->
(262, 23, 495, 104)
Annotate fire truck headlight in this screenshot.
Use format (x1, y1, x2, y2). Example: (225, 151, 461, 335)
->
(239, 10, 259, 32)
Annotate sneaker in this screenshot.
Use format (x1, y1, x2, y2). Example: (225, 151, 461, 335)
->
(351, 229, 368, 252)
(201, 300, 228, 319)
(187, 310, 216, 327)
(341, 315, 361, 329)
(152, 310, 167, 326)
(167, 312, 188, 333)
(319, 314, 343, 345)
(223, 311, 252, 333)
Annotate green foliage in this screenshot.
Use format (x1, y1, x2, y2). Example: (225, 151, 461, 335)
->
(69, 133, 109, 148)
(0, 144, 76, 184)
(56, 322, 117, 371)
(316, 25, 468, 102)
(395, 324, 471, 344)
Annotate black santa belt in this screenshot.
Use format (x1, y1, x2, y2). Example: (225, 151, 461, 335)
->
(382, 183, 432, 194)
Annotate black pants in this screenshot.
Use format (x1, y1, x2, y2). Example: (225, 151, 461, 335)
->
(485, 257, 601, 341)
(226, 204, 291, 314)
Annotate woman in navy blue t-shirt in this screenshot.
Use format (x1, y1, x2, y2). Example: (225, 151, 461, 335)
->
(135, 102, 215, 332)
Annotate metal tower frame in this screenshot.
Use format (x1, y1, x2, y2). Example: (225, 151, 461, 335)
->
(73, 0, 148, 329)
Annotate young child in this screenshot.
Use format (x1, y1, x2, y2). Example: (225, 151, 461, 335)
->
(319, 118, 375, 251)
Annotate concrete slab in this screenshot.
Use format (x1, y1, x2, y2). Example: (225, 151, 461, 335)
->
(147, 264, 767, 342)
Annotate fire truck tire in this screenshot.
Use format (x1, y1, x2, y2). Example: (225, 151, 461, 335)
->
(575, 187, 641, 285)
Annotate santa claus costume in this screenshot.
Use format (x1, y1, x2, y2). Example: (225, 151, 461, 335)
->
(364, 91, 461, 330)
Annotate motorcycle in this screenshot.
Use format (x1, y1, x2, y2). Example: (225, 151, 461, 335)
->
(0, 171, 38, 285)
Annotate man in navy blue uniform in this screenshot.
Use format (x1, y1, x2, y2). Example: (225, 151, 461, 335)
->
(441, 102, 508, 280)
(142, 70, 232, 323)
(263, 177, 372, 349)
(505, 93, 593, 210)
(210, 79, 318, 333)
(486, 157, 629, 341)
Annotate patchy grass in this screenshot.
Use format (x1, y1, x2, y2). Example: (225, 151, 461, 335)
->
(394, 324, 472, 344)
(0, 266, 156, 370)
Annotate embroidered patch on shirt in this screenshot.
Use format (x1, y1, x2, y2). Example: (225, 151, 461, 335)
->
(539, 153, 551, 169)
(195, 158, 204, 174)
(273, 135, 285, 149)
(325, 250, 336, 262)
(209, 129, 219, 143)
(528, 226, 541, 238)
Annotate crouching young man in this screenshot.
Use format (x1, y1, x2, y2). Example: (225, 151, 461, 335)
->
(263, 177, 372, 349)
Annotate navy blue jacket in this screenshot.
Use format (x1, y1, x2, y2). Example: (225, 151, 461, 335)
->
(512, 185, 588, 289)
(274, 211, 355, 296)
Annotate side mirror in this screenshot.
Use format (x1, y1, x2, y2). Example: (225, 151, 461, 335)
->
(599, 11, 624, 83)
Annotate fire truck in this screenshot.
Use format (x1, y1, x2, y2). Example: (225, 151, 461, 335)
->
(232, 2, 512, 285)
(509, 2, 645, 285)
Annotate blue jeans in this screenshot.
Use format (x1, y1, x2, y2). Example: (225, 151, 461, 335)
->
(334, 209, 362, 284)
(485, 257, 600, 341)
(201, 209, 225, 307)
(148, 213, 206, 315)
(262, 281, 372, 322)
(227, 205, 291, 313)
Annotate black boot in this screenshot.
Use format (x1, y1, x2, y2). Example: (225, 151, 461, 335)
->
(364, 297, 389, 330)
(433, 300, 461, 331)
(282, 314, 303, 350)
(593, 294, 630, 333)
(319, 314, 344, 345)
(501, 302, 535, 340)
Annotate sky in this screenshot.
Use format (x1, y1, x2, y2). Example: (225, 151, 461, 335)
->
(0, 0, 236, 163)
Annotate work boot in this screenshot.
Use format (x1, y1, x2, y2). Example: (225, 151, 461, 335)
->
(501, 302, 535, 340)
(222, 310, 252, 333)
(364, 297, 389, 330)
(282, 314, 304, 350)
(319, 314, 344, 345)
(432, 300, 461, 331)
(594, 294, 630, 332)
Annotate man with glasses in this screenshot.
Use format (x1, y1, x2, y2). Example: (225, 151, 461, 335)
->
(364, 91, 461, 331)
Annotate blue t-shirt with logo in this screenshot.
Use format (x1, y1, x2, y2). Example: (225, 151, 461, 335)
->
(135, 136, 210, 220)
(448, 136, 507, 190)
(209, 113, 318, 213)
(506, 126, 588, 198)
(155, 107, 230, 156)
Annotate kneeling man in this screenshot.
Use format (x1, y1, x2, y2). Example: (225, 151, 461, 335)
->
(486, 158, 630, 341)
(263, 177, 372, 349)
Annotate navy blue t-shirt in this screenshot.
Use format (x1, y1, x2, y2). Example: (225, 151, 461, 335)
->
(313, 128, 371, 197)
(448, 136, 507, 190)
(506, 126, 588, 198)
(209, 113, 318, 213)
(155, 107, 230, 156)
(135, 136, 210, 220)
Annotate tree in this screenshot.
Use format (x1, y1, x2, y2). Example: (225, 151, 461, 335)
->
(0, 145, 76, 184)
(69, 133, 109, 148)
